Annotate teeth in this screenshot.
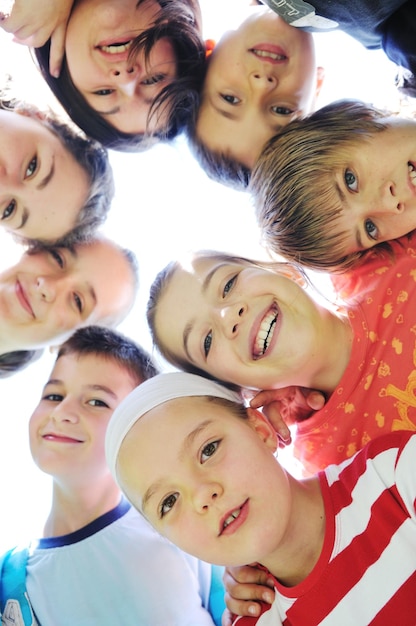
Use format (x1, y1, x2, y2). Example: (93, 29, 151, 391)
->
(252, 48, 286, 61)
(409, 163, 416, 186)
(99, 40, 133, 54)
(223, 508, 241, 529)
(253, 308, 278, 358)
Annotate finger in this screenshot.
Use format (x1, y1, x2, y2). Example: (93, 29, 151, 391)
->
(221, 608, 233, 626)
(250, 389, 284, 409)
(49, 23, 67, 77)
(305, 389, 326, 411)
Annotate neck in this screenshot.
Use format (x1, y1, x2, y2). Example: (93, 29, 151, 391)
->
(44, 476, 122, 538)
(262, 475, 325, 587)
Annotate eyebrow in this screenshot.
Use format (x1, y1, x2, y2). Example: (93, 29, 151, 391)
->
(142, 419, 212, 514)
(334, 180, 363, 249)
(182, 263, 228, 361)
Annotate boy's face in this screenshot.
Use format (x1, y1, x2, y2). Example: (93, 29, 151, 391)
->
(330, 118, 416, 253)
(0, 110, 89, 241)
(118, 396, 289, 567)
(196, 8, 320, 169)
(154, 257, 323, 390)
(0, 238, 136, 350)
(29, 353, 138, 483)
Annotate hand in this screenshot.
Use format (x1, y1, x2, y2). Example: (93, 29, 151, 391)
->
(250, 386, 326, 444)
(222, 564, 275, 625)
(0, 0, 74, 76)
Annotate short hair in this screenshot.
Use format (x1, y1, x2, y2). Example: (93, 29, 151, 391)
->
(33, 0, 206, 151)
(57, 326, 159, 385)
(250, 99, 392, 271)
(0, 90, 114, 247)
(146, 250, 306, 387)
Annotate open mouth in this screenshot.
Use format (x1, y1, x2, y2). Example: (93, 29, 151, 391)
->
(251, 48, 287, 61)
(222, 507, 242, 531)
(96, 39, 133, 54)
(408, 162, 416, 187)
(253, 305, 278, 359)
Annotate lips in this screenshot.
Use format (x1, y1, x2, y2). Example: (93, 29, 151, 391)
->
(42, 433, 83, 444)
(250, 44, 288, 63)
(408, 162, 416, 188)
(253, 305, 279, 359)
(15, 280, 35, 318)
(219, 500, 249, 536)
(95, 38, 133, 61)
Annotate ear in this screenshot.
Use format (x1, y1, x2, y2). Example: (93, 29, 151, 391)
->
(315, 66, 325, 99)
(246, 407, 278, 453)
(205, 39, 216, 59)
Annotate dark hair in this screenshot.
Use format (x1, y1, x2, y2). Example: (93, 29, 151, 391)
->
(251, 99, 393, 271)
(0, 90, 114, 246)
(57, 326, 159, 384)
(33, 0, 206, 151)
(0, 349, 44, 378)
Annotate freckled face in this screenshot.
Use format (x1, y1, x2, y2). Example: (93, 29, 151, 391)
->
(153, 257, 325, 390)
(117, 396, 288, 567)
(0, 111, 89, 241)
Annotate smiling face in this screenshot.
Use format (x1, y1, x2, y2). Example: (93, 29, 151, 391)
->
(29, 353, 138, 483)
(0, 238, 136, 352)
(196, 7, 320, 169)
(0, 110, 89, 241)
(153, 256, 329, 391)
(328, 118, 416, 254)
(65, 0, 177, 134)
(117, 396, 289, 567)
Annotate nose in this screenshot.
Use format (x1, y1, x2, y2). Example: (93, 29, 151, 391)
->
(380, 180, 404, 213)
(51, 398, 79, 424)
(193, 481, 223, 513)
(110, 61, 140, 82)
(217, 303, 246, 338)
(249, 71, 277, 93)
(36, 276, 57, 303)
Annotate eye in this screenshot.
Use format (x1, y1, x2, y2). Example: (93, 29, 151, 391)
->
(49, 249, 64, 268)
(160, 493, 178, 518)
(201, 440, 220, 462)
(141, 73, 166, 86)
(1, 200, 16, 221)
(43, 393, 63, 402)
(364, 219, 378, 241)
(87, 399, 109, 408)
(223, 274, 237, 297)
(25, 156, 38, 178)
(344, 169, 358, 192)
(73, 293, 83, 314)
(220, 94, 240, 105)
(93, 89, 115, 96)
(270, 105, 293, 115)
(203, 331, 212, 357)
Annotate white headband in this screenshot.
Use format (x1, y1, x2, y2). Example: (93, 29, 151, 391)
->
(105, 372, 242, 480)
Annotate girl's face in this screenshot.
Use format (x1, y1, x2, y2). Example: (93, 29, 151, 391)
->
(65, 0, 177, 134)
(154, 257, 326, 390)
(118, 396, 290, 568)
(0, 111, 89, 241)
(0, 238, 135, 351)
(331, 117, 416, 253)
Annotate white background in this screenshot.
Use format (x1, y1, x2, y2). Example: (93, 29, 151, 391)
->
(0, 0, 410, 551)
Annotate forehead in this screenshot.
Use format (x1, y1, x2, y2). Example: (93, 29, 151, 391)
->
(48, 352, 137, 392)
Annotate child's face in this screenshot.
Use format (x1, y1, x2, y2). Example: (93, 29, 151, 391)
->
(118, 396, 289, 567)
(29, 353, 138, 482)
(330, 118, 416, 253)
(0, 111, 89, 241)
(65, 0, 177, 134)
(0, 239, 135, 350)
(196, 8, 319, 169)
(154, 257, 323, 390)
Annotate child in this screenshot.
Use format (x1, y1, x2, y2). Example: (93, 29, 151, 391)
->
(0, 88, 113, 245)
(0, 235, 137, 377)
(146, 240, 416, 474)
(251, 98, 416, 271)
(0, 327, 224, 626)
(191, 2, 416, 187)
(6, 0, 207, 150)
(105, 371, 416, 625)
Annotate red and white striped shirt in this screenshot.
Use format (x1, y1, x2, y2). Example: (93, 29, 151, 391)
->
(234, 431, 416, 625)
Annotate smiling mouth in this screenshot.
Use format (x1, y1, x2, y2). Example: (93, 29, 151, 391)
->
(408, 162, 416, 186)
(16, 281, 35, 318)
(253, 305, 278, 359)
(250, 48, 287, 61)
(97, 40, 133, 54)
